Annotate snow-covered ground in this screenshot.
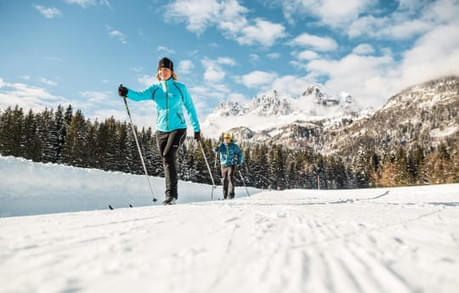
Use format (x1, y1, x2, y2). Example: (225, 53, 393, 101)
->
(0, 156, 258, 217)
(1, 156, 459, 293)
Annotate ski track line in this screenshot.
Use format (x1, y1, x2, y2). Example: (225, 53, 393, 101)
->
(285, 206, 445, 250)
(327, 221, 416, 293)
(245, 201, 451, 293)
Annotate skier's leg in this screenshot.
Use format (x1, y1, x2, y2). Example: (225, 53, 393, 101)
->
(165, 129, 186, 199)
(222, 166, 229, 199)
(166, 129, 186, 199)
(156, 131, 175, 202)
(228, 165, 235, 199)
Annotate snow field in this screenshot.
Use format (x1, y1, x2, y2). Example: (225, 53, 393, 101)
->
(1, 185, 458, 293)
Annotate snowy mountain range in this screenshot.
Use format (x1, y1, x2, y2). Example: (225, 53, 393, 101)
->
(202, 84, 363, 139)
(203, 76, 458, 156)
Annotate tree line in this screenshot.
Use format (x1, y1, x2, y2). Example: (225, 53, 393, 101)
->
(0, 105, 457, 189)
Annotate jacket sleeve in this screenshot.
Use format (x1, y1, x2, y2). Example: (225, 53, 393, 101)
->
(180, 83, 200, 132)
(126, 85, 156, 101)
(236, 145, 243, 165)
(214, 143, 222, 153)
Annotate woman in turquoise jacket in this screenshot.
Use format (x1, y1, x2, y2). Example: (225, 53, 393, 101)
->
(215, 133, 243, 199)
(118, 57, 201, 205)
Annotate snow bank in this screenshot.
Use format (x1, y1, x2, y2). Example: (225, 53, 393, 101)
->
(0, 156, 258, 217)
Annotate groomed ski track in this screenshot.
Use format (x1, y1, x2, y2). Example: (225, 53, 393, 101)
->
(1, 185, 458, 293)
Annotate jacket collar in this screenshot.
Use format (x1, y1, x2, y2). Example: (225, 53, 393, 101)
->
(159, 78, 174, 91)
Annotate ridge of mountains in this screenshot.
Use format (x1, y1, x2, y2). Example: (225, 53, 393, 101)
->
(203, 76, 459, 157)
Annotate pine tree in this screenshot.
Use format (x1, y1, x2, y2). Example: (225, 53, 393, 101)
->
(394, 147, 412, 185)
(0, 106, 24, 157)
(52, 105, 66, 163)
(60, 110, 88, 167)
(21, 109, 40, 161)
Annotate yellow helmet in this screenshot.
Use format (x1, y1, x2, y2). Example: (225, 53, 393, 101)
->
(223, 133, 232, 139)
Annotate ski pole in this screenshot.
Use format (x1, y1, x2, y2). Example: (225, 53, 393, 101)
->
(199, 141, 216, 200)
(238, 169, 250, 197)
(122, 96, 158, 202)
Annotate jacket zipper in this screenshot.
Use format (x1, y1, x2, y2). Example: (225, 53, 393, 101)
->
(225, 144, 230, 164)
(166, 81, 169, 130)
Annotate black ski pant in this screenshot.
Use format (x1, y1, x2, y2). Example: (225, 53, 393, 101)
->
(221, 165, 236, 199)
(156, 128, 186, 200)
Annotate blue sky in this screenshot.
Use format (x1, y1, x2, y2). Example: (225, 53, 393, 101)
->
(1, 0, 458, 128)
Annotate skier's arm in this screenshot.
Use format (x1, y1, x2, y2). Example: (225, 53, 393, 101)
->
(126, 85, 156, 101)
(214, 143, 222, 153)
(236, 145, 243, 166)
(180, 84, 200, 133)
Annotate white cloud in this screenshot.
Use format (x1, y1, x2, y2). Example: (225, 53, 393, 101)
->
(80, 91, 111, 102)
(236, 18, 287, 47)
(424, 0, 459, 24)
(21, 75, 31, 81)
(289, 33, 338, 51)
(202, 59, 226, 83)
(34, 5, 62, 19)
(216, 0, 249, 36)
(275, 0, 375, 28)
(398, 0, 430, 12)
(296, 50, 319, 60)
(239, 71, 277, 88)
(39, 77, 58, 86)
(269, 75, 316, 97)
(165, 0, 285, 47)
(201, 57, 236, 83)
(131, 66, 143, 73)
(267, 52, 281, 59)
(348, 15, 431, 39)
(289, 60, 308, 71)
(217, 57, 236, 66)
(0, 79, 65, 112)
(398, 22, 459, 88)
(65, 0, 111, 9)
(178, 60, 194, 74)
(348, 0, 459, 40)
(109, 30, 127, 44)
(165, 0, 221, 34)
(137, 74, 157, 87)
(249, 54, 260, 63)
(157, 46, 176, 55)
(352, 44, 375, 55)
(189, 84, 232, 117)
(228, 93, 250, 104)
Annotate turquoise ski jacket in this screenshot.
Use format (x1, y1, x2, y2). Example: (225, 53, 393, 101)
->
(215, 142, 243, 167)
(126, 79, 200, 133)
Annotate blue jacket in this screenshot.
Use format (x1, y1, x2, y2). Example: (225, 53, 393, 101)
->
(126, 79, 200, 133)
(215, 142, 243, 167)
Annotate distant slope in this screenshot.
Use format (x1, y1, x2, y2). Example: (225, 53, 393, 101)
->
(0, 156, 257, 217)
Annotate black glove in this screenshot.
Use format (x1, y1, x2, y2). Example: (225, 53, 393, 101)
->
(118, 84, 128, 97)
(194, 131, 201, 141)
